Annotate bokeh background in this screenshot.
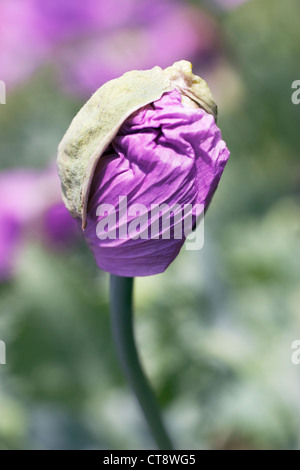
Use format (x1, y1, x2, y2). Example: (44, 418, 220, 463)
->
(0, 0, 300, 450)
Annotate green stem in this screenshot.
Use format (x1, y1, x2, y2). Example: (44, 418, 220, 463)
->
(110, 275, 173, 450)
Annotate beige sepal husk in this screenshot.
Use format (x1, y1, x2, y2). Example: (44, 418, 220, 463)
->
(57, 60, 217, 229)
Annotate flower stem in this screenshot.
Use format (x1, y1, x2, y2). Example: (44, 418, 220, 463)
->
(110, 275, 173, 450)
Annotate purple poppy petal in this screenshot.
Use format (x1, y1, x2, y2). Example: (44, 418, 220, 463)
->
(84, 90, 230, 277)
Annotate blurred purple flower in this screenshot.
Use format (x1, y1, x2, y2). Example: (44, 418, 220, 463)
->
(84, 90, 230, 277)
(0, 167, 79, 281)
(57, 2, 220, 96)
(0, 216, 20, 281)
(44, 203, 79, 246)
(0, 0, 219, 94)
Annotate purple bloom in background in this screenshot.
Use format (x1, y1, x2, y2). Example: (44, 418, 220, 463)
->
(0, 0, 50, 87)
(57, 2, 219, 96)
(0, 167, 79, 281)
(0, 0, 219, 94)
(0, 216, 20, 281)
(84, 90, 229, 277)
(44, 203, 79, 246)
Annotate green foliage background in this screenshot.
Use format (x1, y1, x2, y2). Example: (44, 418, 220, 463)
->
(0, 0, 299, 449)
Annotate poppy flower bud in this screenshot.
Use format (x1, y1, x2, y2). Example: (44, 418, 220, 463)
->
(57, 60, 229, 276)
